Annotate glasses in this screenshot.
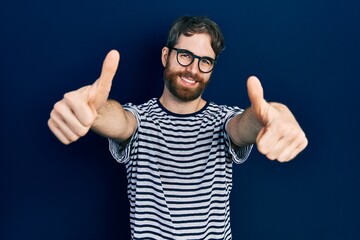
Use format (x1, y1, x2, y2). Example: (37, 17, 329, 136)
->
(169, 47, 216, 73)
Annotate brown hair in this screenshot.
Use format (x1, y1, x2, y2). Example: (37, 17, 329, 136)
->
(166, 16, 225, 57)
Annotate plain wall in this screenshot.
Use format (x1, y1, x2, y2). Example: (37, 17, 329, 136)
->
(1, 0, 359, 239)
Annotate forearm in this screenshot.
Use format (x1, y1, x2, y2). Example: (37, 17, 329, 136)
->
(91, 99, 137, 142)
(227, 107, 262, 146)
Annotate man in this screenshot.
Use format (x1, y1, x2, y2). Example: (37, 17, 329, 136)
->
(48, 16, 307, 239)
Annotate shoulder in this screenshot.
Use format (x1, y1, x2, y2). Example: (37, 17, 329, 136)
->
(205, 102, 243, 116)
(124, 98, 159, 113)
(123, 98, 167, 124)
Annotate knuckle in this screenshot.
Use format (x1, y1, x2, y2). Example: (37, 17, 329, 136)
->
(50, 109, 58, 120)
(82, 115, 95, 127)
(63, 91, 81, 104)
(296, 131, 307, 146)
(301, 132, 308, 142)
(304, 137, 309, 146)
(300, 137, 309, 150)
(284, 125, 302, 140)
(278, 158, 289, 163)
(77, 127, 89, 137)
(278, 154, 291, 163)
(289, 128, 300, 139)
(278, 123, 288, 134)
(63, 91, 74, 100)
(256, 142, 267, 154)
(67, 134, 79, 143)
(53, 101, 63, 113)
(47, 118, 56, 131)
(266, 153, 276, 161)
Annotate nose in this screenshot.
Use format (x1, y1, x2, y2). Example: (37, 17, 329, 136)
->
(185, 58, 200, 74)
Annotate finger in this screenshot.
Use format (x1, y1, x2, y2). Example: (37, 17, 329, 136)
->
(278, 131, 308, 162)
(63, 88, 97, 127)
(256, 126, 281, 156)
(275, 124, 307, 162)
(260, 127, 308, 162)
(256, 127, 276, 161)
(48, 118, 70, 144)
(53, 99, 91, 136)
(99, 49, 120, 90)
(89, 50, 120, 101)
(266, 136, 295, 162)
(255, 127, 267, 146)
(48, 111, 80, 144)
(286, 135, 308, 161)
(247, 76, 267, 113)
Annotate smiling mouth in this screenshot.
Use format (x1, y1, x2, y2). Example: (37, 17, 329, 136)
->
(180, 75, 197, 85)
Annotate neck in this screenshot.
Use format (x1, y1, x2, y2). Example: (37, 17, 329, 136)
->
(159, 90, 206, 115)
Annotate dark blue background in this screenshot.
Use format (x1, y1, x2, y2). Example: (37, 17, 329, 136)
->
(1, 0, 359, 239)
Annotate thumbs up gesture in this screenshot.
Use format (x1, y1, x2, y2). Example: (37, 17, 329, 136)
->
(48, 50, 120, 144)
(247, 76, 308, 162)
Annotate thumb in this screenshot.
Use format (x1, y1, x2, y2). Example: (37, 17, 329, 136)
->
(88, 50, 120, 107)
(247, 76, 269, 122)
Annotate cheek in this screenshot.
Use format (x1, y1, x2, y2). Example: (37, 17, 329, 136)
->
(165, 60, 182, 75)
(203, 73, 212, 82)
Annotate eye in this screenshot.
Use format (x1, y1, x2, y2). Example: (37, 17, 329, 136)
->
(179, 51, 192, 59)
(200, 58, 214, 66)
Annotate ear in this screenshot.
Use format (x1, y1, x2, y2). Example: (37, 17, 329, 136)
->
(161, 47, 169, 67)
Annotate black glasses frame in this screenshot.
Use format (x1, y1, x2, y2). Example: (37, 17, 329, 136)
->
(169, 47, 216, 73)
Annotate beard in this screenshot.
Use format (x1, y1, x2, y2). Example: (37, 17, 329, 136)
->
(163, 65, 210, 102)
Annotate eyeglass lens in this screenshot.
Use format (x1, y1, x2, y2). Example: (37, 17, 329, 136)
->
(174, 48, 215, 73)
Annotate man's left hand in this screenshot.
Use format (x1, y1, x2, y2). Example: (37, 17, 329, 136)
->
(247, 76, 308, 162)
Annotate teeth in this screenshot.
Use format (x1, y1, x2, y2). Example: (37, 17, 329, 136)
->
(181, 76, 196, 84)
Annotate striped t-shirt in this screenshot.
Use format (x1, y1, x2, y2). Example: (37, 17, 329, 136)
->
(109, 98, 252, 240)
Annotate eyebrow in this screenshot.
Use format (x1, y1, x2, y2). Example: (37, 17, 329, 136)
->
(173, 48, 216, 60)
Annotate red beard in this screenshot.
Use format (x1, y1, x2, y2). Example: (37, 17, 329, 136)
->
(163, 66, 209, 102)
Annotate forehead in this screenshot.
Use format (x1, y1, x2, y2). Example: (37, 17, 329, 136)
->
(175, 33, 215, 58)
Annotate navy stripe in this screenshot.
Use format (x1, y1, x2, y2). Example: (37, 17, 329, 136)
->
(109, 98, 251, 239)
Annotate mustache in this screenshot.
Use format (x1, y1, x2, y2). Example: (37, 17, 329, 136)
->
(179, 71, 202, 82)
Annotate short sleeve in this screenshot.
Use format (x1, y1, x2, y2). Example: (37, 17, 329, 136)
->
(224, 110, 253, 164)
(108, 104, 140, 164)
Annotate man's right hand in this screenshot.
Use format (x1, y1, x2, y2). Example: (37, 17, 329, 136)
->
(48, 50, 120, 144)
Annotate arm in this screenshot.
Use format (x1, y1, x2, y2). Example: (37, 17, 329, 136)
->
(227, 76, 308, 162)
(91, 99, 137, 142)
(227, 107, 262, 146)
(48, 50, 136, 144)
